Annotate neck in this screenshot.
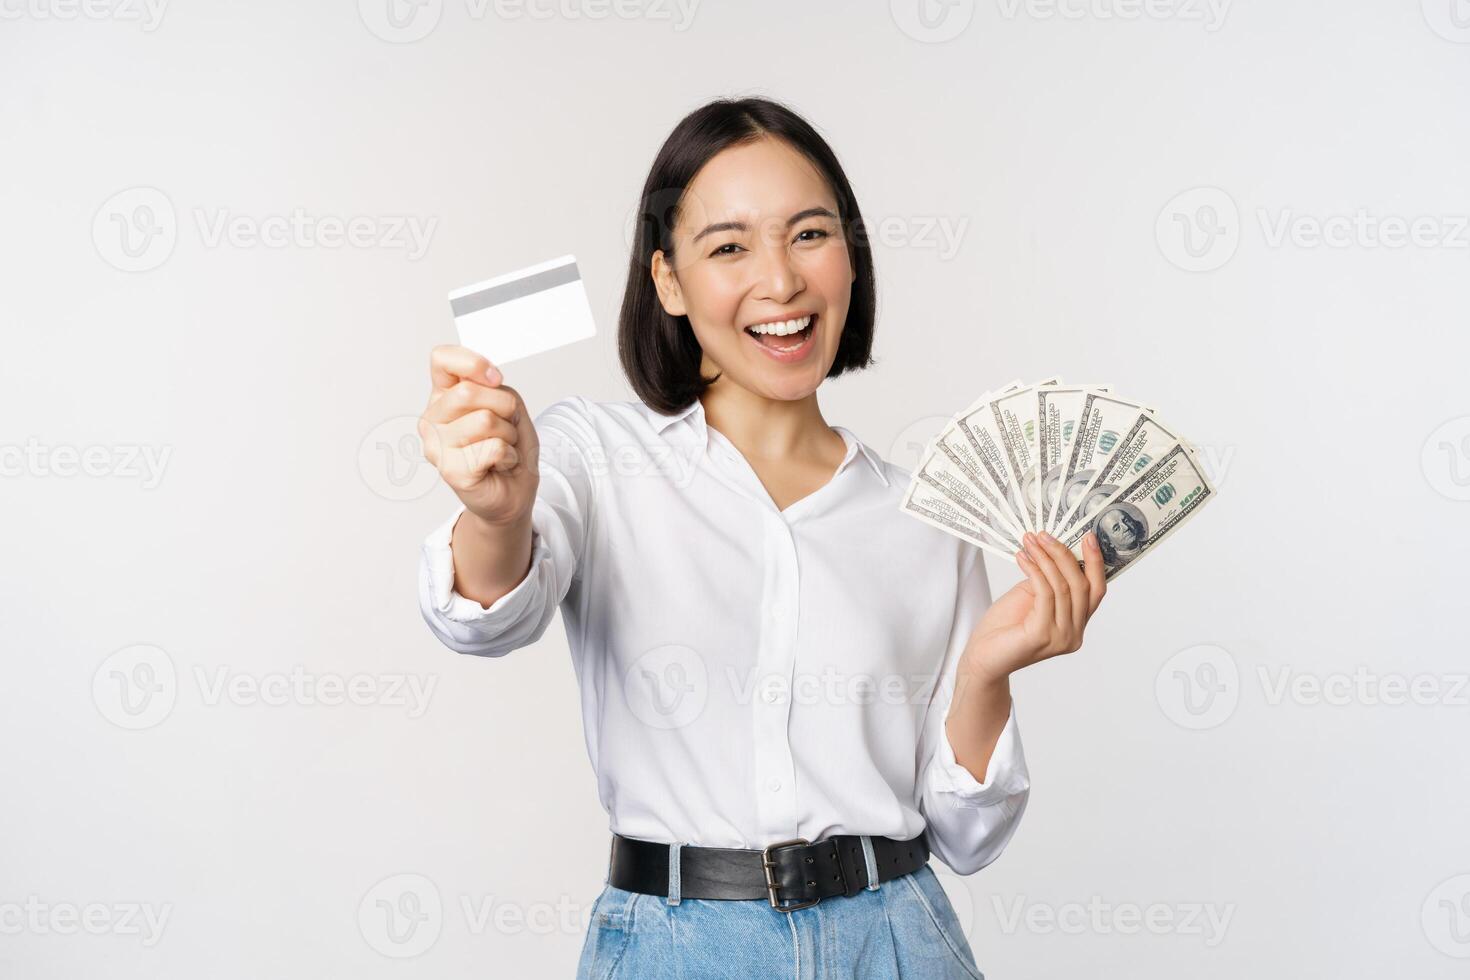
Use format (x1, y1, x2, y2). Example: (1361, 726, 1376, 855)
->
(698, 377, 835, 464)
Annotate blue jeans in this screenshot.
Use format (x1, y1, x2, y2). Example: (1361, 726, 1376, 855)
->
(576, 863, 984, 979)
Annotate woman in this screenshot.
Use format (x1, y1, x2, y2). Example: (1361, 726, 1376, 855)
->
(417, 97, 1107, 979)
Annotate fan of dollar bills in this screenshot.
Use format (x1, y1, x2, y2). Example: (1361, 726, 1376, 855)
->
(899, 377, 1217, 581)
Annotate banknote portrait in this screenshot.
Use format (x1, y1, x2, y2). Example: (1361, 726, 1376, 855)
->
(1094, 502, 1148, 571)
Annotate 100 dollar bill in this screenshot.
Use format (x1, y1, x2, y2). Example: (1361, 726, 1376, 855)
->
(948, 377, 1059, 533)
(900, 478, 1023, 560)
(1052, 391, 1154, 535)
(1058, 442, 1216, 581)
(911, 448, 1025, 547)
(1035, 383, 1110, 533)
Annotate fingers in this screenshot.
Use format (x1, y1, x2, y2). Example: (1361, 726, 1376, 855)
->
(433, 436, 519, 489)
(437, 407, 520, 451)
(1082, 532, 1108, 614)
(1014, 542, 1055, 637)
(461, 437, 520, 475)
(424, 379, 521, 428)
(1022, 532, 1072, 636)
(429, 344, 501, 394)
(1034, 530, 1091, 637)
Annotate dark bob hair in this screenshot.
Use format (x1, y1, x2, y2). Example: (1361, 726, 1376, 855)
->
(617, 96, 878, 415)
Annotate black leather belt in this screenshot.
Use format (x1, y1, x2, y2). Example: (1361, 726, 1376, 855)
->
(607, 831, 930, 912)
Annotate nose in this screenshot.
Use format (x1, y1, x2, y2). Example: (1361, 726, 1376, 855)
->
(752, 238, 804, 305)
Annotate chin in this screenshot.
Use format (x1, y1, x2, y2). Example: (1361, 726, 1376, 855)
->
(756, 370, 827, 402)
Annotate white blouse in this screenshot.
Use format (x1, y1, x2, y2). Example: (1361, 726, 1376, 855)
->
(418, 395, 1030, 875)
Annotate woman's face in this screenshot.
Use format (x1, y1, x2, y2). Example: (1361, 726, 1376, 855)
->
(651, 136, 856, 403)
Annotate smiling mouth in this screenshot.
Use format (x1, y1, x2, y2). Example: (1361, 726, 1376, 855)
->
(744, 314, 817, 353)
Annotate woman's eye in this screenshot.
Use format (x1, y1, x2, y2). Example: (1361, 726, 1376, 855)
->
(795, 228, 830, 243)
(711, 242, 744, 257)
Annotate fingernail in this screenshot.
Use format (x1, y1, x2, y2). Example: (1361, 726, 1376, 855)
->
(1039, 531, 1055, 544)
(486, 367, 501, 385)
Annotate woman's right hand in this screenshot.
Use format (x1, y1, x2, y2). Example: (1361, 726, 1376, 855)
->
(420, 345, 539, 527)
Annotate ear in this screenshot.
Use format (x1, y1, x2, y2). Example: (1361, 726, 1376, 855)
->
(650, 250, 687, 317)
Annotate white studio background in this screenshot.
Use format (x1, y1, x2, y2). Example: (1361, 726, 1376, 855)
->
(4, 1, 1469, 977)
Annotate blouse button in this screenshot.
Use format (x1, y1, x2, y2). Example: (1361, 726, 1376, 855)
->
(765, 777, 782, 792)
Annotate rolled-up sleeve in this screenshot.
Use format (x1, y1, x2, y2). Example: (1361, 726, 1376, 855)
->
(417, 396, 597, 658)
(917, 547, 1032, 875)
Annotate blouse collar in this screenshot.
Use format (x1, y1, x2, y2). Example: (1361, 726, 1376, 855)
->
(649, 398, 890, 488)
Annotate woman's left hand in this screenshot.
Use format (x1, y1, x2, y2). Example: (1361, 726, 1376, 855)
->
(960, 529, 1108, 682)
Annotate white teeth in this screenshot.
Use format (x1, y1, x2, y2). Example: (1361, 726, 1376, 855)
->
(746, 315, 812, 336)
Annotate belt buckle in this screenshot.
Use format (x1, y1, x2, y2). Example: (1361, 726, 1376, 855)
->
(762, 837, 821, 912)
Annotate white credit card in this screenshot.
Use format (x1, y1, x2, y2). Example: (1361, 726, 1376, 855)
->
(448, 254, 596, 365)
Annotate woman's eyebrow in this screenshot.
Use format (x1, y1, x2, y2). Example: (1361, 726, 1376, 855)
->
(692, 206, 838, 243)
